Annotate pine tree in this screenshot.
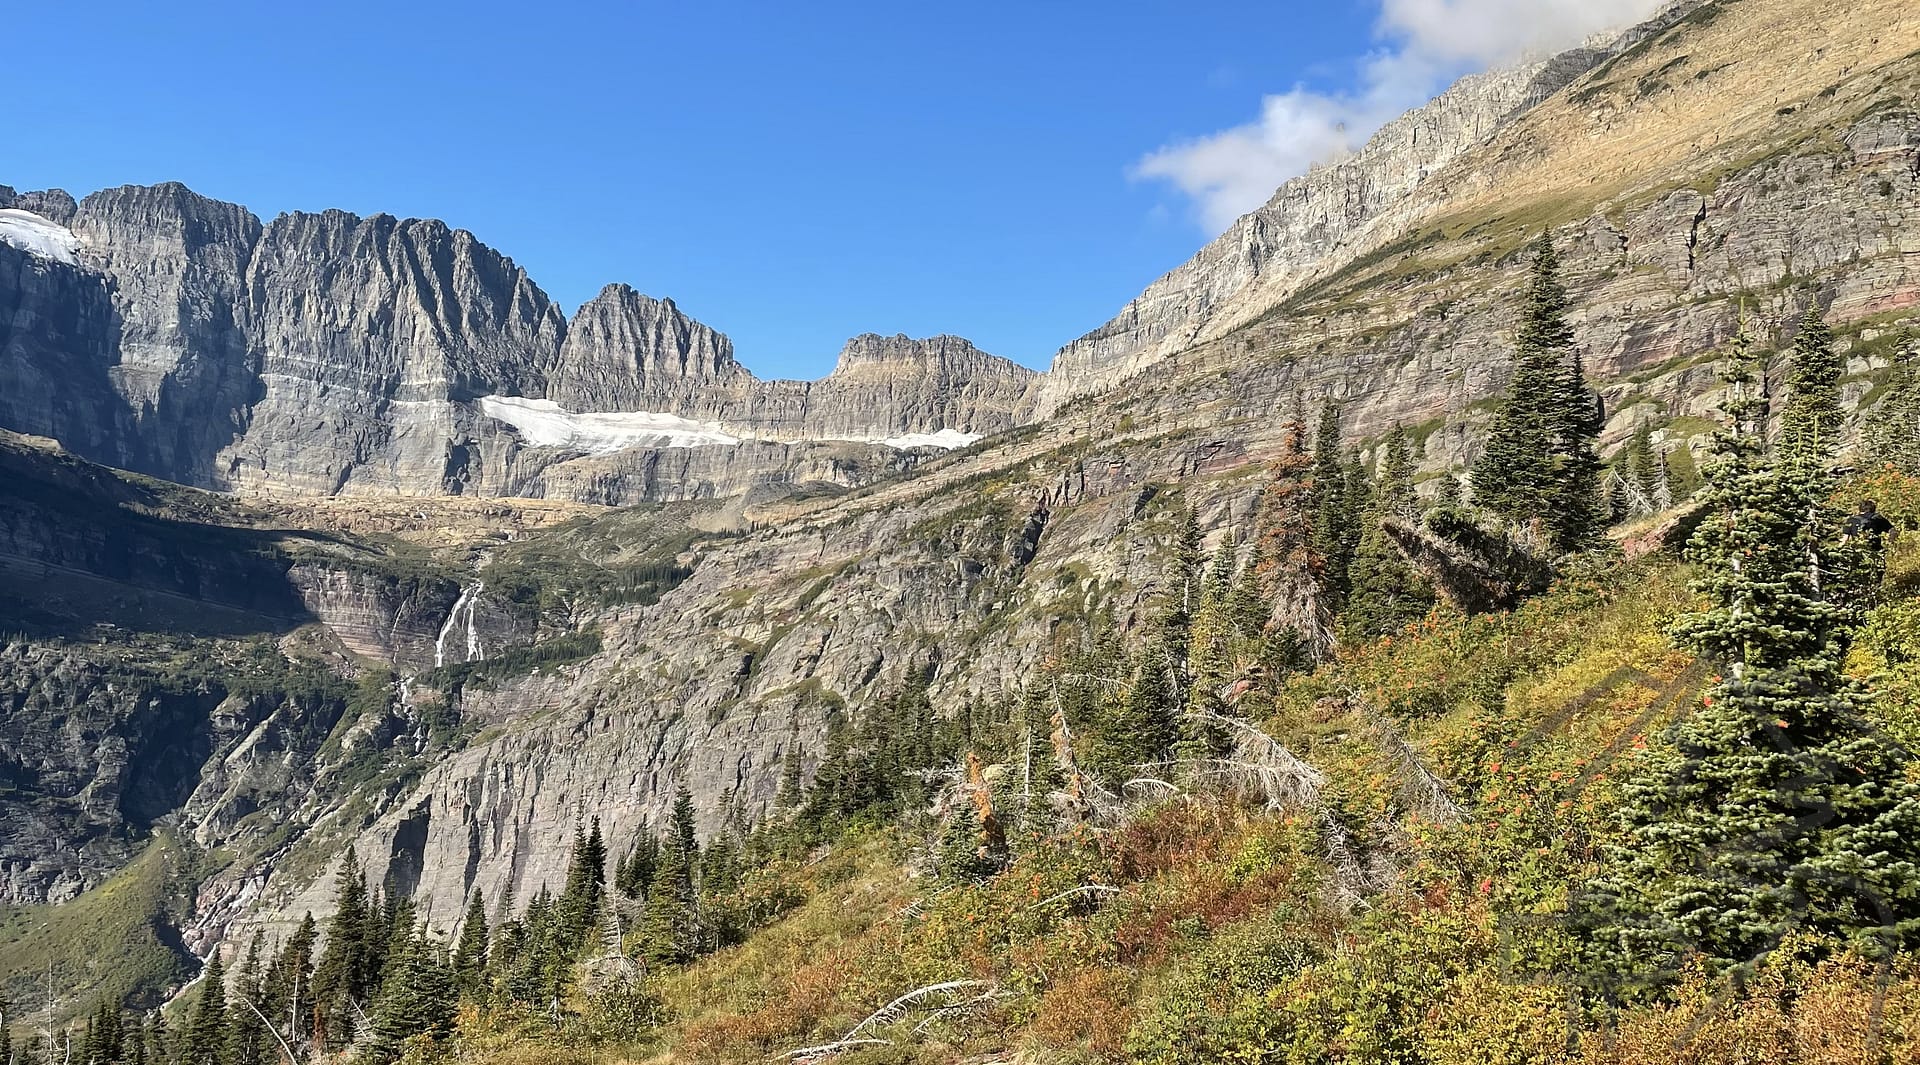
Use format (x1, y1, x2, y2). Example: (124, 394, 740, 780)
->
(1781, 304, 1843, 453)
(775, 739, 806, 811)
(1345, 518, 1435, 642)
(1170, 504, 1204, 633)
(180, 956, 227, 1065)
(310, 849, 371, 1048)
(1551, 348, 1607, 550)
(1861, 327, 1920, 473)
(638, 844, 696, 965)
(1310, 402, 1360, 608)
(615, 830, 660, 901)
(225, 933, 268, 1065)
(1474, 233, 1604, 552)
(365, 928, 456, 1064)
(1376, 425, 1419, 526)
(640, 787, 702, 965)
(1622, 421, 1665, 518)
(1256, 420, 1334, 659)
(937, 802, 999, 884)
(451, 891, 490, 1002)
(1578, 323, 1920, 993)
(557, 818, 608, 955)
(146, 1011, 170, 1065)
(262, 913, 314, 1048)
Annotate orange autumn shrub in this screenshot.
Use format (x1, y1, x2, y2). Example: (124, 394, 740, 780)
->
(1030, 965, 1136, 1063)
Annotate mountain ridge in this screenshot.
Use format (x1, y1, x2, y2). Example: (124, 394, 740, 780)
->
(0, 181, 1034, 503)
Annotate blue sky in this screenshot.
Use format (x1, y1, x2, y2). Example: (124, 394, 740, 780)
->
(4, 1, 1650, 378)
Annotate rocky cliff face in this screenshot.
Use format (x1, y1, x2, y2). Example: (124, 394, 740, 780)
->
(1031, 2, 1707, 415)
(0, 194, 1033, 504)
(547, 286, 1037, 442)
(547, 284, 749, 413)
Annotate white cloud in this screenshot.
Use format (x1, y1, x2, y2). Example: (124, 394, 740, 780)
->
(1135, 0, 1666, 231)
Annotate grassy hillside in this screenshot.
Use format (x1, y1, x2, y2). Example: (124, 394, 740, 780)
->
(0, 839, 196, 1023)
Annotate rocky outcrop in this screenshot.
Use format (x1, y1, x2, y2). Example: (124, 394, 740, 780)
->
(547, 284, 749, 413)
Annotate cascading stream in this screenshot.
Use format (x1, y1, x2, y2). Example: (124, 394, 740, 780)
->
(434, 583, 484, 668)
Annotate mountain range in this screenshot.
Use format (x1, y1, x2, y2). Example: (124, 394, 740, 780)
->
(1, 0, 1918, 1031)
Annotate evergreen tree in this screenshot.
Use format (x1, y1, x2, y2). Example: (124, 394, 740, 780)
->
(1862, 327, 1920, 473)
(1088, 639, 1180, 779)
(615, 830, 660, 901)
(638, 843, 697, 965)
(376, 892, 416, 988)
(1473, 233, 1604, 552)
(775, 738, 806, 811)
(1345, 518, 1436, 642)
(1256, 419, 1335, 660)
(225, 934, 268, 1065)
(1376, 425, 1419, 526)
(639, 787, 702, 965)
(937, 802, 1000, 884)
(1310, 402, 1361, 607)
(669, 786, 698, 858)
(365, 929, 455, 1064)
(1579, 324, 1920, 993)
(146, 1010, 170, 1065)
(1781, 304, 1843, 452)
(1623, 421, 1665, 517)
(557, 818, 608, 954)
(451, 891, 490, 1002)
(1344, 421, 1433, 640)
(262, 913, 314, 1048)
(310, 849, 371, 1048)
(1551, 348, 1607, 550)
(1169, 504, 1205, 634)
(180, 956, 227, 1065)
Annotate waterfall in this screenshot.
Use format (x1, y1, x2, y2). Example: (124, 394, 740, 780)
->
(434, 583, 483, 668)
(465, 580, 485, 662)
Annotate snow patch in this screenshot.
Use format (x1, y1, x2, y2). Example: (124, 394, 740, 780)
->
(875, 428, 982, 450)
(476, 395, 741, 452)
(477, 395, 984, 455)
(0, 209, 82, 265)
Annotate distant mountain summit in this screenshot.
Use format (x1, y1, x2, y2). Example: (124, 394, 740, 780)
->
(0, 185, 1033, 504)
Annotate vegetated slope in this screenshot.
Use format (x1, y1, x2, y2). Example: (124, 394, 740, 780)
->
(633, 523, 1920, 1064)
(4, 0, 1917, 1045)
(144, 0, 1919, 967)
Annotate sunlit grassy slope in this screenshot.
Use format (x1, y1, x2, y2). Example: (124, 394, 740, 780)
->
(443, 512, 1920, 1064)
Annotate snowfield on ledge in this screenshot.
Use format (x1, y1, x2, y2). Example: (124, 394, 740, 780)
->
(476, 396, 744, 453)
(476, 395, 982, 453)
(0, 209, 83, 264)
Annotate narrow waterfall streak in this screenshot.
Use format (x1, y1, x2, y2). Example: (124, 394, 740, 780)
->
(465, 581, 485, 662)
(435, 584, 479, 668)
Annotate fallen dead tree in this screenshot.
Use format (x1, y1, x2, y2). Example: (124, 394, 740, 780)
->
(781, 979, 1007, 1062)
